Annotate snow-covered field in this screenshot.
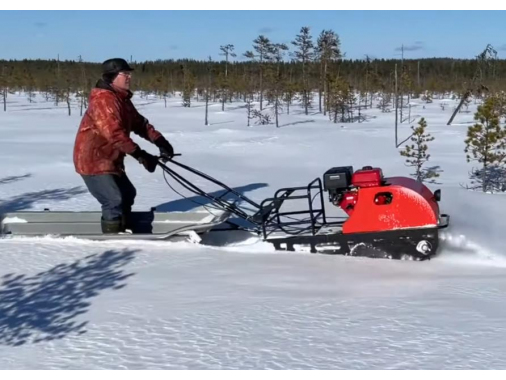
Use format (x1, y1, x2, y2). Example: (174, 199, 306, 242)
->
(1, 91, 506, 369)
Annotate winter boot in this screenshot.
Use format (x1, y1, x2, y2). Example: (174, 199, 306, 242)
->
(121, 210, 133, 234)
(101, 217, 123, 234)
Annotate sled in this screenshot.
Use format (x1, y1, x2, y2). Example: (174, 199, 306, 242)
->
(1, 156, 450, 260)
(0, 206, 230, 242)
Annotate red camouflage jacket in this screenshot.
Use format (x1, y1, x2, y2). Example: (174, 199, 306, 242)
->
(73, 80, 162, 175)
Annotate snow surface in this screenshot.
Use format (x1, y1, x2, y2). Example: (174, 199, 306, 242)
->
(1, 217, 27, 224)
(1, 92, 506, 369)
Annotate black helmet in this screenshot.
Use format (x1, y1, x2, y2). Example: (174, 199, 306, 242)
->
(101, 58, 134, 75)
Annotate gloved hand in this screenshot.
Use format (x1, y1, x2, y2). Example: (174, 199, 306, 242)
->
(154, 136, 174, 161)
(131, 148, 158, 173)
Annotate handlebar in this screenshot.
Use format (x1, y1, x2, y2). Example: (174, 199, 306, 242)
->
(158, 153, 182, 163)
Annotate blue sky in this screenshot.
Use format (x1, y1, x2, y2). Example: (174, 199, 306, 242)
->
(0, 10, 505, 62)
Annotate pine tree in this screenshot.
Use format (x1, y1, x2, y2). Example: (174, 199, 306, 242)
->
(54, 55, 61, 106)
(488, 91, 506, 122)
(219, 44, 236, 78)
(475, 44, 498, 82)
(400, 118, 439, 183)
(401, 65, 414, 122)
(245, 35, 272, 111)
(227, 71, 243, 103)
(361, 56, 371, 110)
(291, 26, 314, 115)
(181, 65, 195, 107)
(205, 56, 213, 125)
(215, 72, 228, 111)
(219, 44, 236, 111)
(464, 97, 506, 192)
(316, 29, 341, 115)
(160, 69, 171, 108)
(25, 70, 36, 103)
(377, 84, 392, 112)
(78, 55, 88, 116)
(266, 43, 289, 128)
(328, 76, 354, 123)
(63, 75, 73, 116)
(283, 82, 298, 115)
(245, 97, 254, 127)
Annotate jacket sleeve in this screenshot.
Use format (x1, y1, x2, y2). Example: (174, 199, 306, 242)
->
(92, 94, 139, 154)
(131, 108, 163, 143)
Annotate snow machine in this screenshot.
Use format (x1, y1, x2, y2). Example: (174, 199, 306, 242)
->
(0, 157, 449, 260)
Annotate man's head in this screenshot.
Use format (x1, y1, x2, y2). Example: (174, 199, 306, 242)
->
(101, 58, 134, 91)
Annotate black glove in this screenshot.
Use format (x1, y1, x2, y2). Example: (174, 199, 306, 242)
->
(154, 136, 174, 160)
(131, 148, 158, 173)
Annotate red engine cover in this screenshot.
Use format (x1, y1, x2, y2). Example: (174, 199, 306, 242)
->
(342, 176, 439, 234)
(352, 167, 383, 188)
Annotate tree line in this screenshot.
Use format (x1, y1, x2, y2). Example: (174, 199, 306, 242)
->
(0, 30, 504, 142)
(0, 28, 504, 116)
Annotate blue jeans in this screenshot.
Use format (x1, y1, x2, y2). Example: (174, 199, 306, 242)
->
(81, 173, 136, 221)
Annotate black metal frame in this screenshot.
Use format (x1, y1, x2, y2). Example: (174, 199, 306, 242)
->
(257, 178, 341, 239)
(158, 159, 336, 239)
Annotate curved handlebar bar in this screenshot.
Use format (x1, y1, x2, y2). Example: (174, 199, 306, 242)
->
(158, 153, 182, 163)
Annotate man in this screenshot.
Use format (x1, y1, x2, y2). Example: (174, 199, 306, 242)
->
(73, 58, 175, 234)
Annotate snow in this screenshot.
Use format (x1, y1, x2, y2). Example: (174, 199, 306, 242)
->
(1, 92, 506, 369)
(1, 217, 27, 224)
